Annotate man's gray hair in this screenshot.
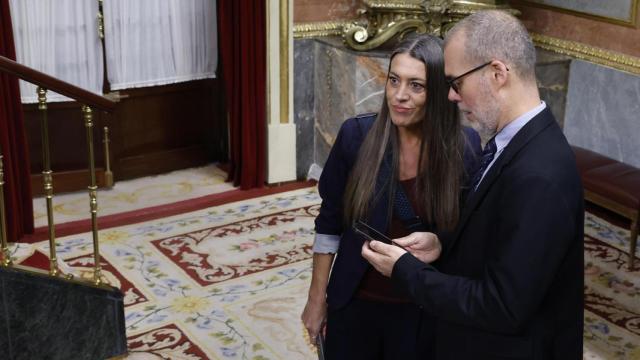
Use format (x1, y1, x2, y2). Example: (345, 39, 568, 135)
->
(444, 10, 537, 82)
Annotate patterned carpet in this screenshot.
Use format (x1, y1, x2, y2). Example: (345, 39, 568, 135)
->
(32, 164, 235, 228)
(10, 187, 640, 359)
(583, 213, 640, 360)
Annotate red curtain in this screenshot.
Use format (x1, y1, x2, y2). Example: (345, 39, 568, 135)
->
(0, 0, 34, 242)
(217, 0, 266, 190)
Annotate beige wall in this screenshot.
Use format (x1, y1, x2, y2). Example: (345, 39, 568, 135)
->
(293, 0, 362, 23)
(511, 1, 640, 58)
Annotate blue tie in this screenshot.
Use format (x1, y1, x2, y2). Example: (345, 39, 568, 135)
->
(471, 137, 497, 191)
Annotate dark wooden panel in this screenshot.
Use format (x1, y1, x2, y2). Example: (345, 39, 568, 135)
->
(23, 101, 109, 195)
(110, 78, 227, 181)
(117, 145, 209, 180)
(23, 78, 228, 192)
(23, 102, 107, 173)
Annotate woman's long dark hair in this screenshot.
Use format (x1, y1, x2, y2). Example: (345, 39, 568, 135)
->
(344, 34, 463, 232)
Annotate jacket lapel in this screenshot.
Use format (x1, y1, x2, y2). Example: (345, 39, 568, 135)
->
(444, 108, 556, 255)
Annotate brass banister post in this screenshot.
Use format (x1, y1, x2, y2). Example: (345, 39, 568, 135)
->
(82, 106, 102, 285)
(103, 127, 113, 188)
(37, 86, 59, 276)
(0, 154, 11, 266)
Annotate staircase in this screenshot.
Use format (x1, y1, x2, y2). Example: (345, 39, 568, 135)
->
(0, 55, 127, 359)
(0, 266, 127, 360)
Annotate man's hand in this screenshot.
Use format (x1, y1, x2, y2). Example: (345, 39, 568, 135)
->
(361, 240, 407, 277)
(393, 232, 441, 263)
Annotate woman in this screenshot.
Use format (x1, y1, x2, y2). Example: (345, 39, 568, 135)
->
(301, 34, 481, 359)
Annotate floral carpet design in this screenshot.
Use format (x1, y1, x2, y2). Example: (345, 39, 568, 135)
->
(15, 187, 320, 359)
(10, 188, 640, 359)
(584, 213, 640, 359)
(151, 205, 318, 286)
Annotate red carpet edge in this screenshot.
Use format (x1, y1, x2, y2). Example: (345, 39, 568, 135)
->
(20, 181, 316, 244)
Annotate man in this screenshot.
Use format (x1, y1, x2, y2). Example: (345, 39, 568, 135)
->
(362, 10, 584, 360)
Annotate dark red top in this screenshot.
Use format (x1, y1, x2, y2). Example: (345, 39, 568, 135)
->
(355, 177, 425, 303)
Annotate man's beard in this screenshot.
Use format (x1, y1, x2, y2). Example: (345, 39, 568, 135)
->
(474, 79, 501, 141)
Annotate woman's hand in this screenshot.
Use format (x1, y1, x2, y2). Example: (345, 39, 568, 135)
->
(301, 295, 327, 345)
(393, 232, 441, 263)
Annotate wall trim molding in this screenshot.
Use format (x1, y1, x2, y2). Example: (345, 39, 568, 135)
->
(293, 21, 349, 39)
(293, 21, 640, 75)
(531, 33, 640, 75)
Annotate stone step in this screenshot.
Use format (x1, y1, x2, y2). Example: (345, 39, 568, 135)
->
(0, 266, 127, 360)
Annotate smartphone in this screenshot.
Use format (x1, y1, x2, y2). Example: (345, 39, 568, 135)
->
(316, 333, 325, 360)
(353, 220, 406, 250)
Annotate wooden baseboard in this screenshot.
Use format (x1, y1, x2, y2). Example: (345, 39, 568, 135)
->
(115, 145, 211, 181)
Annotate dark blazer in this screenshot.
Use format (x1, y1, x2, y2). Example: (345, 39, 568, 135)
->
(393, 107, 584, 359)
(315, 113, 481, 310)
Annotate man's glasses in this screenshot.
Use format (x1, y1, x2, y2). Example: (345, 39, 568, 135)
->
(446, 61, 492, 94)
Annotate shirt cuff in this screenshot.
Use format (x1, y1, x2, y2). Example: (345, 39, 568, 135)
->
(312, 233, 340, 254)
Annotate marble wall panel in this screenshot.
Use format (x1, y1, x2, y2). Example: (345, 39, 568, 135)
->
(535, 49, 571, 128)
(294, 39, 316, 179)
(312, 39, 391, 168)
(564, 60, 640, 167)
(354, 55, 389, 115)
(313, 39, 357, 167)
(296, 40, 637, 175)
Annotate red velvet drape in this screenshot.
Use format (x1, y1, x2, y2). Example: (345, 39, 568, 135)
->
(217, 0, 266, 190)
(0, 0, 34, 242)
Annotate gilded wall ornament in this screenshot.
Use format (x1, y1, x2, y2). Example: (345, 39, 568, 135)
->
(342, 0, 517, 51)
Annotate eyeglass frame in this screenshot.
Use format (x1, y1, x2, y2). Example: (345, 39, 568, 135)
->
(445, 61, 492, 94)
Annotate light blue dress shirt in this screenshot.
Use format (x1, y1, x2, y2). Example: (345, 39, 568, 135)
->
(475, 102, 547, 189)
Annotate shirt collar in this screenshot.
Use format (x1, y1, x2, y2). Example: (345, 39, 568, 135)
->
(494, 101, 546, 153)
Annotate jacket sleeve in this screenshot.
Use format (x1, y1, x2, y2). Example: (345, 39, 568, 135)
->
(313, 117, 370, 252)
(392, 172, 580, 334)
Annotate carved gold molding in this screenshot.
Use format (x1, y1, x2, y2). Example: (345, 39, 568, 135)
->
(532, 33, 640, 75)
(293, 21, 347, 39)
(280, 0, 290, 124)
(293, 20, 640, 76)
(366, 1, 423, 10)
(343, 0, 452, 51)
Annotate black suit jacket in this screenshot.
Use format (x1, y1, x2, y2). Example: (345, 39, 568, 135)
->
(316, 114, 481, 310)
(393, 108, 584, 359)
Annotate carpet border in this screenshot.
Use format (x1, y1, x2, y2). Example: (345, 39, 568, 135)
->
(21, 181, 316, 243)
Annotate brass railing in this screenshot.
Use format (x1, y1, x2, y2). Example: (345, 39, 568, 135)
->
(0, 55, 116, 286)
(0, 154, 10, 266)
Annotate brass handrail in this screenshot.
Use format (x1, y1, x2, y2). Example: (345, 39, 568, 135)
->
(0, 55, 114, 286)
(82, 106, 102, 285)
(0, 55, 115, 112)
(37, 87, 59, 276)
(0, 155, 10, 266)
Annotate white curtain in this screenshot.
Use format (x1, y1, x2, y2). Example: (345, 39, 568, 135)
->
(103, 0, 217, 90)
(9, 0, 104, 103)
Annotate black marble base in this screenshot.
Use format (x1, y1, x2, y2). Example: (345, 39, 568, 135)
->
(0, 266, 127, 360)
